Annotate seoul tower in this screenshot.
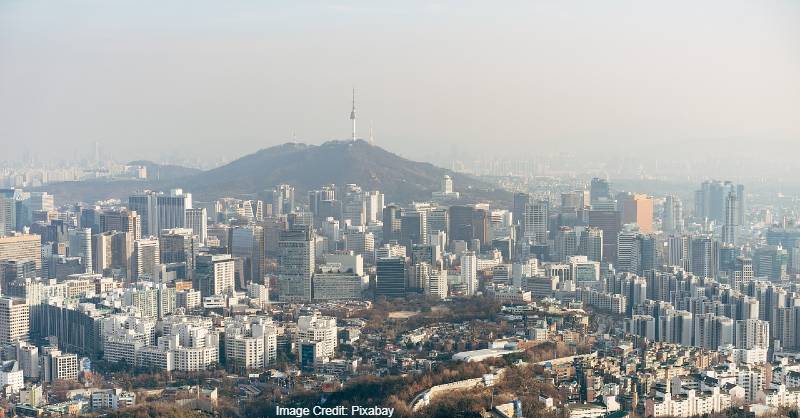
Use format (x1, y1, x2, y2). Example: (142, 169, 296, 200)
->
(350, 88, 357, 141)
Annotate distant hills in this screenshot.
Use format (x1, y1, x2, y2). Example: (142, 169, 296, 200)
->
(180, 139, 501, 202)
(37, 140, 508, 204)
(127, 160, 202, 180)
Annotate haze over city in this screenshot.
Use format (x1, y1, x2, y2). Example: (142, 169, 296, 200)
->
(2, 0, 799, 177)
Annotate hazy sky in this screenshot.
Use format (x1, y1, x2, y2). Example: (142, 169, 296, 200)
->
(1, 0, 799, 168)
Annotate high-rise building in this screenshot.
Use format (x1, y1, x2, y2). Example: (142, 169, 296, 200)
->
(341, 184, 366, 226)
(195, 253, 235, 297)
(184, 208, 207, 246)
(662, 195, 684, 234)
(579, 227, 603, 262)
(376, 256, 406, 299)
(272, 184, 295, 215)
(722, 191, 738, 245)
(0, 297, 29, 346)
(68, 228, 93, 274)
(0, 234, 42, 273)
(695, 180, 744, 224)
(400, 210, 428, 248)
(586, 209, 621, 262)
(382, 205, 402, 244)
(522, 200, 548, 244)
(512, 193, 530, 226)
(159, 228, 196, 280)
(129, 189, 192, 236)
(461, 251, 478, 296)
(277, 226, 315, 302)
(230, 226, 265, 285)
(364, 190, 384, 224)
(132, 238, 160, 280)
(0, 189, 20, 237)
(690, 236, 719, 279)
(449, 205, 489, 247)
(590, 178, 612, 204)
(128, 191, 158, 237)
(98, 209, 141, 241)
(554, 227, 578, 262)
(618, 193, 654, 233)
(157, 189, 192, 230)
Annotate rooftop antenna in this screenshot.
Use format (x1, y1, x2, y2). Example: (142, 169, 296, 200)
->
(350, 88, 357, 141)
(369, 121, 374, 144)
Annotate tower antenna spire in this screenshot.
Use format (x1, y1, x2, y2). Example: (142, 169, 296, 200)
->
(350, 88, 357, 141)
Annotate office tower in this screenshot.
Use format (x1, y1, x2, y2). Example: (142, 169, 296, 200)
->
(376, 256, 406, 299)
(93, 232, 113, 275)
(513, 193, 531, 226)
(662, 195, 683, 234)
(0, 260, 36, 292)
(68, 228, 93, 274)
(184, 208, 207, 246)
(522, 200, 548, 245)
(461, 251, 478, 296)
(157, 189, 192, 230)
(364, 190, 384, 224)
(400, 210, 428, 248)
(341, 184, 366, 226)
(618, 193, 654, 233)
(98, 209, 141, 241)
(272, 184, 295, 215)
(617, 229, 640, 274)
(590, 178, 612, 204)
(0, 297, 29, 345)
(277, 226, 315, 302)
(695, 180, 743, 223)
(79, 206, 98, 232)
(471, 208, 489, 248)
(0, 189, 20, 237)
(128, 191, 158, 237)
(733, 256, 754, 287)
(638, 235, 657, 275)
(690, 236, 719, 279)
(309, 185, 336, 218)
(722, 191, 738, 245)
(411, 262, 431, 291)
(382, 205, 402, 244)
(262, 217, 287, 257)
(411, 244, 441, 269)
(132, 238, 160, 280)
(736, 184, 746, 226)
(586, 209, 621, 262)
(666, 235, 690, 270)
(195, 254, 235, 297)
(230, 225, 265, 285)
(449, 205, 474, 244)
(159, 228, 196, 280)
(0, 234, 42, 273)
(753, 245, 788, 281)
(579, 227, 603, 262)
(343, 231, 375, 264)
(554, 227, 578, 262)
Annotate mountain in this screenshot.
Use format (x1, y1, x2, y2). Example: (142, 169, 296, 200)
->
(127, 160, 202, 180)
(178, 139, 504, 202)
(36, 140, 508, 204)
